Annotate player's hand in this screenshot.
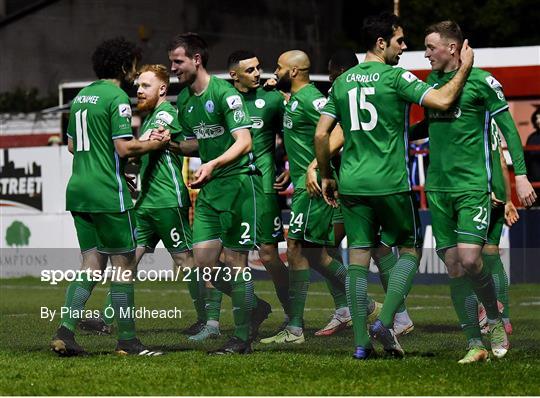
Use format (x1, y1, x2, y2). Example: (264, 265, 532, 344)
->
(321, 178, 338, 208)
(515, 175, 537, 208)
(306, 165, 321, 198)
(263, 78, 277, 91)
(190, 161, 215, 189)
(491, 192, 505, 208)
(459, 39, 474, 70)
(504, 201, 519, 226)
(149, 126, 169, 141)
(125, 174, 137, 193)
(273, 170, 290, 191)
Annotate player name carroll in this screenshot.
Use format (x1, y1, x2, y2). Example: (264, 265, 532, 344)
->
(41, 306, 182, 321)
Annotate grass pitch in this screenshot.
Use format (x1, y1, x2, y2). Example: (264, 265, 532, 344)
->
(0, 277, 539, 395)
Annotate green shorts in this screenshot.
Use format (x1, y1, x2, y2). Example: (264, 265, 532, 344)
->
(426, 191, 490, 250)
(287, 188, 335, 246)
(136, 206, 192, 253)
(332, 205, 344, 224)
(72, 210, 136, 254)
(340, 192, 422, 248)
(486, 205, 505, 245)
(254, 176, 283, 244)
(192, 174, 257, 251)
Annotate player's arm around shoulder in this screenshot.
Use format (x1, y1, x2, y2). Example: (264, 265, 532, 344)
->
(114, 133, 170, 158)
(422, 39, 474, 110)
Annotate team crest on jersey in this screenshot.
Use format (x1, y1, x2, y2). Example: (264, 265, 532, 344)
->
(118, 104, 132, 118)
(401, 71, 418, 83)
(193, 122, 225, 139)
(251, 117, 264, 129)
(283, 115, 293, 129)
(290, 100, 299, 112)
(156, 111, 174, 125)
(226, 95, 243, 110)
(255, 99, 266, 108)
(312, 98, 327, 113)
(205, 100, 215, 113)
(233, 109, 246, 123)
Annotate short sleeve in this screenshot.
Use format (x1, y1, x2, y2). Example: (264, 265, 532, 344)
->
(393, 68, 433, 106)
(220, 88, 252, 133)
(480, 74, 509, 116)
(110, 94, 133, 139)
(321, 87, 339, 120)
(304, 93, 327, 125)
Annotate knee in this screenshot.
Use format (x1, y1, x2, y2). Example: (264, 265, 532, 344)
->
(259, 244, 276, 266)
(287, 239, 302, 265)
(482, 244, 499, 256)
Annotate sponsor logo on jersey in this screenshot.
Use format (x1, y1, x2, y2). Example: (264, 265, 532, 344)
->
(346, 72, 380, 83)
(401, 71, 418, 83)
(429, 106, 461, 119)
(312, 98, 328, 113)
(283, 115, 293, 129)
(255, 99, 266, 108)
(233, 109, 246, 123)
(188, 106, 194, 113)
(156, 111, 174, 125)
(118, 104, 132, 118)
(226, 95, 243, 110)
(251, 117, 264, 129)
(205, 100, 215, 113)
(290, 100, 299, 112)
(193, 122, 225, 139)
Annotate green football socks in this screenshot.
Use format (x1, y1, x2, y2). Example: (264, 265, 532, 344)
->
(346, 264, 371, 348)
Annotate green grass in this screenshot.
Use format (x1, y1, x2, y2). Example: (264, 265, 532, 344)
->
(1, 277, 539, 395)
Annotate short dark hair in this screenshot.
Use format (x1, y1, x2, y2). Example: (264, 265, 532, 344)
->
(91, 37, 141, 80)
(227, 50, 257, 69)
(361, 12, 402, 52)
(532, 108, 540, 128)
(425, 20, 463, 46)
(329, 48, 358, 71)
(168, 32, 209, 68)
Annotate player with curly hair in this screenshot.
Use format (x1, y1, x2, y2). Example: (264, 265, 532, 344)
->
(50, 37, 169, 357)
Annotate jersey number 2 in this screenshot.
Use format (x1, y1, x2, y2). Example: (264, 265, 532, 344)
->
(75, 109, 90, 152)
(348, 87, 377, 131)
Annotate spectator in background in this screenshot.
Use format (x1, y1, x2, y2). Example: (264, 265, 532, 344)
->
(525, 108, 540, 202)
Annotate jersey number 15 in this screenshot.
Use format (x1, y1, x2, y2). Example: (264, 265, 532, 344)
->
(348, 87, 378, 132)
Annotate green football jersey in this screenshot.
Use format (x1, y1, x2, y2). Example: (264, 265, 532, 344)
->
(322, 62, 433, 195)
(238, 87, 284, 193)
(425, 68, 514, 193)
(490, 120, 506, 202)
(66, 80, 134, 212)
(283, 83, 329, 188)
(177, 76, 254, 179)
(136, 101, 190, 209)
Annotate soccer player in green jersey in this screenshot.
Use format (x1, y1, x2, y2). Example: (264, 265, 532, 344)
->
(315, 13, 474, 359)
(422, 21, 536, 363)
(51, 38, 169, 357)
(185, 50, 291, 341)
(477, 120, 518, 335)
(167, 33, 270, 354)
(260, 50, 356, 345)
(78, 64, 206, 338)
(308, 48, 414, 337)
